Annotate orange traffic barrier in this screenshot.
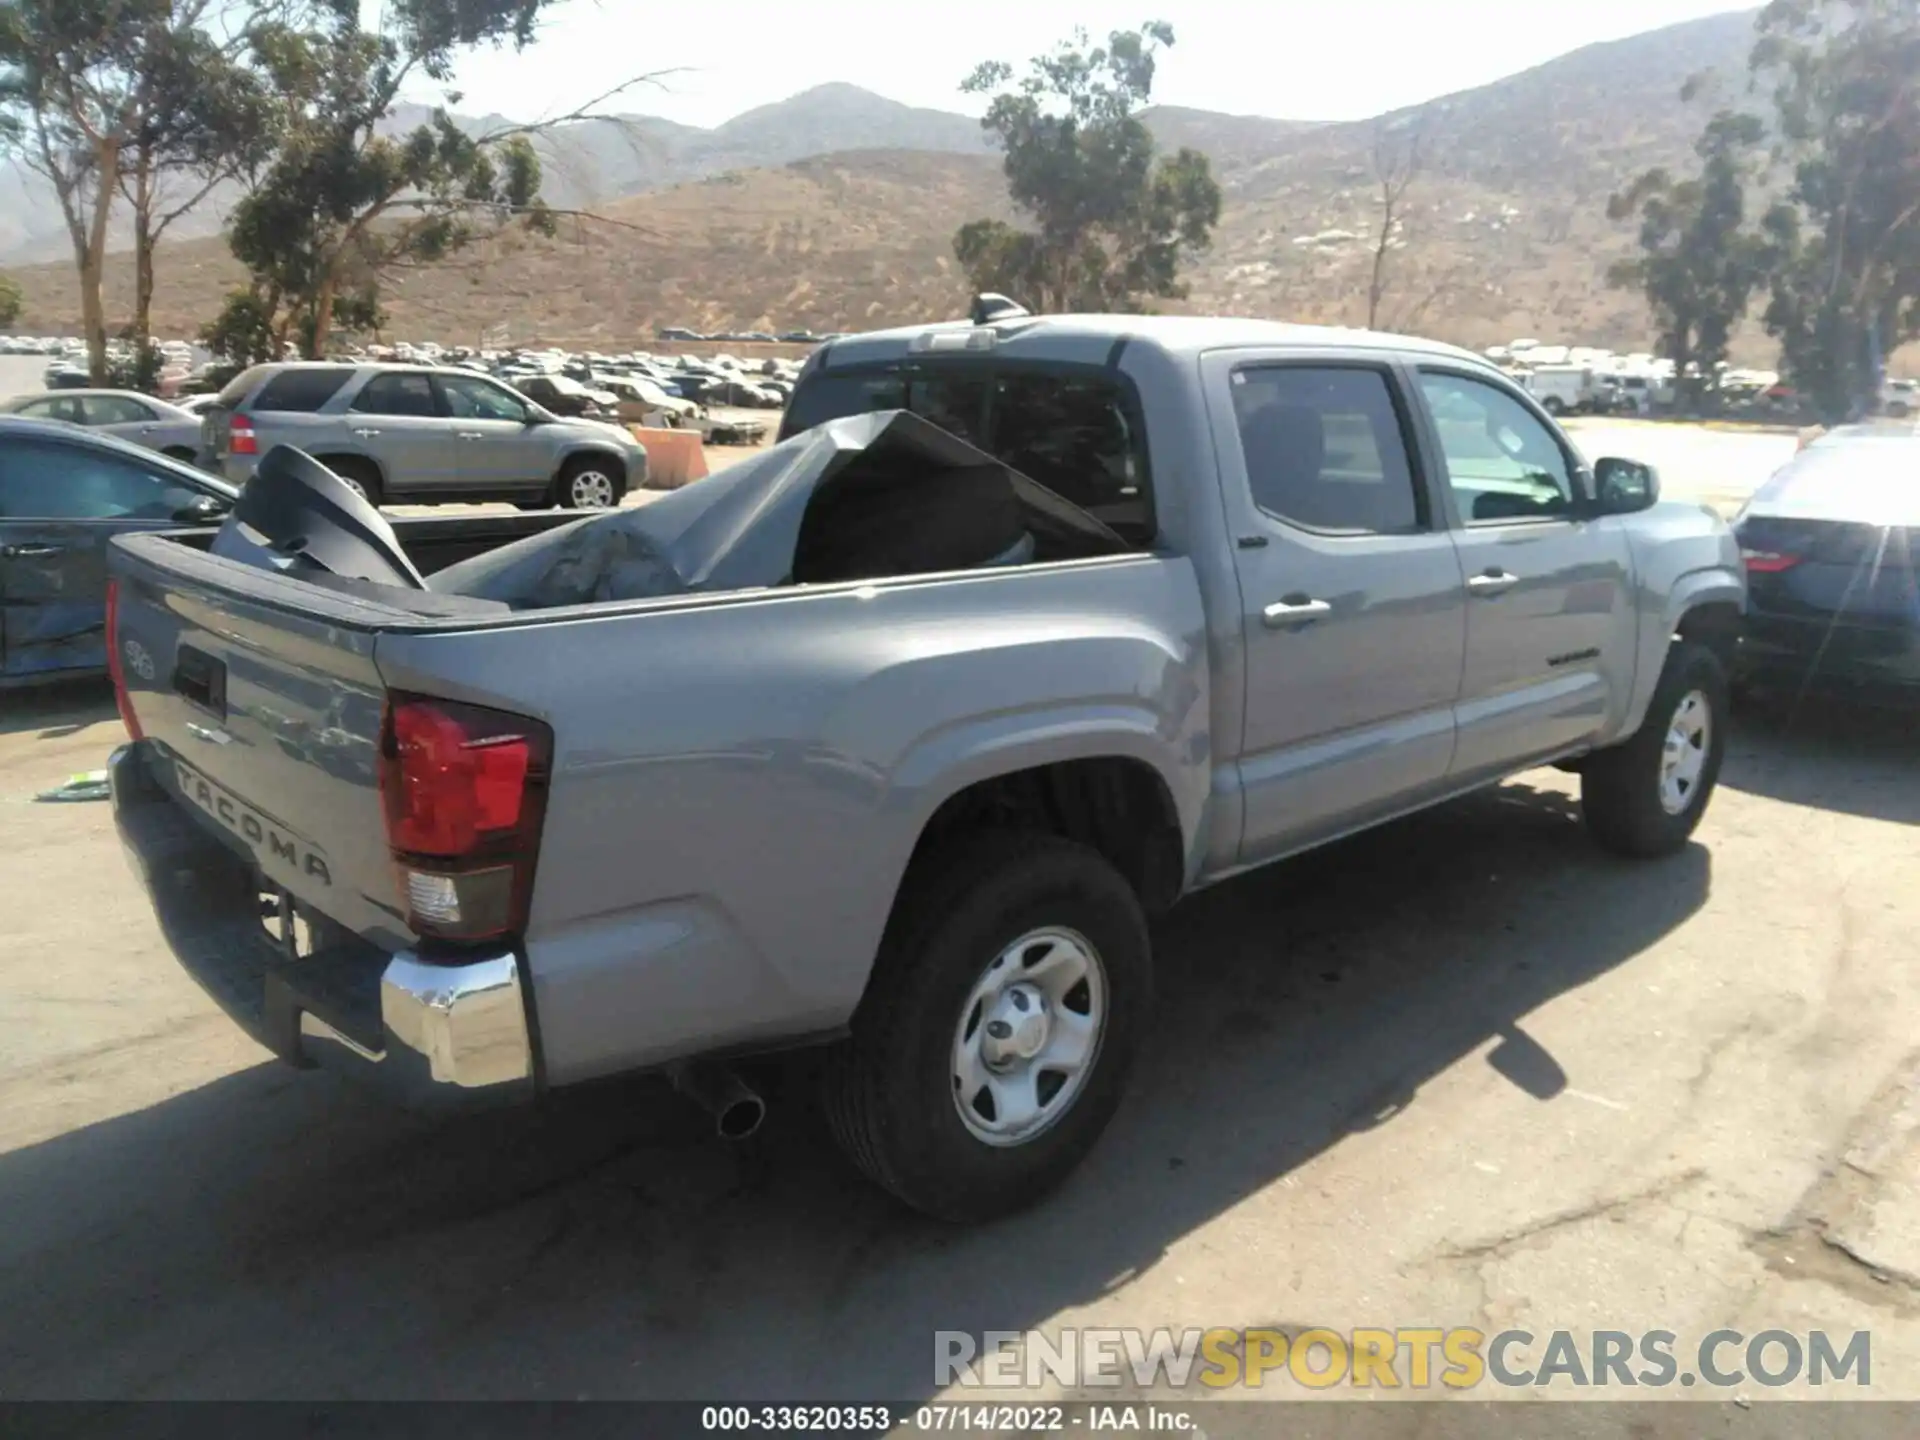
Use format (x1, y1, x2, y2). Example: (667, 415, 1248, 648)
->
(630, 425, 709, 489)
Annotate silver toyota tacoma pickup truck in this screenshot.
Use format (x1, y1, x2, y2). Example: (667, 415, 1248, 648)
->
(106, 313, 1745, 1221)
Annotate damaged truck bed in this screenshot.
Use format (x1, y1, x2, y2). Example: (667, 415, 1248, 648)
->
(426, 408, 1131, 607)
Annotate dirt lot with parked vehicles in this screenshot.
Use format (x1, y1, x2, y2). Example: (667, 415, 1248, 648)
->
(3, 391, 1919, 1402)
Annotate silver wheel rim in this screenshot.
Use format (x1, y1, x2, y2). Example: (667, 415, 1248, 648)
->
(1658, 688, 1711, 816)
(339, 475, 368, 500)
(950, 926, 1107, 1148)
(569, 469, 616, 508)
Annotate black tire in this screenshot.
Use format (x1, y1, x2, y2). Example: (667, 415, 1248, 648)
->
(1581, 639, 1728, 858)
(551, 455, 626, 510)
(161, 446, 197, 462)
(1542, 396, 1567, 416)
(317, 456, 384, 506)
(823, 831, 1151, 1223)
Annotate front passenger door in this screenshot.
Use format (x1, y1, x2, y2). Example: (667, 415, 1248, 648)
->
(1415, 368, 1636, 780)
(1204, 356, 1468, 864)
(436, 373, 551, 493)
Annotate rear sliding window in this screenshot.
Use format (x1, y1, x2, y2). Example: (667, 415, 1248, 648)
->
(248, 368, 353, 413)
(781, 365, 1152, 543)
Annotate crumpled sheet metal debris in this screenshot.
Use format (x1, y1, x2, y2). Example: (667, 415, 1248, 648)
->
(428, 409, 1125, 611)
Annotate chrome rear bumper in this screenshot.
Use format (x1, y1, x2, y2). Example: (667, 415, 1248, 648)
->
(381, 951, 532, 1088)
(110, 741, 535, 1100)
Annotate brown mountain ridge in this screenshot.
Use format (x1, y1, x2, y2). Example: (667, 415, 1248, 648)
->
(6, 11, 1779, 357)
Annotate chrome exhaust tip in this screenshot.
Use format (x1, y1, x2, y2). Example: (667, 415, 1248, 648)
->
(672, 1063, 766, 1140)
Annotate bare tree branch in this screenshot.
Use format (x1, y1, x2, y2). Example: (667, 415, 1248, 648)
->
(473, 68, 688, 144)
(1366, 112, 1427, 329)
(376, 195, 664, 237)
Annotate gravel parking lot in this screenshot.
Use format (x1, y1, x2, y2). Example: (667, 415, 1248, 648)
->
(3, 682, 1917, 1403)
(5, 353, 1914, 1408)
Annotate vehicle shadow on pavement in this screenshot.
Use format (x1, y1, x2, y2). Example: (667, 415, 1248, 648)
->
(0, 776, 1710, 1401)
(0, 677, 116, 740)
(1721, 694, 1920, 825)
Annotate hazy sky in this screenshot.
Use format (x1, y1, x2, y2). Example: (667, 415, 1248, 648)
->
(431, 0, 1757, 128)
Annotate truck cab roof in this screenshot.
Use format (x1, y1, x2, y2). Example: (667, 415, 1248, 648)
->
(818, 313, 1497, 373)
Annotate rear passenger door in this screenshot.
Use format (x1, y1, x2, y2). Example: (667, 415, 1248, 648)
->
(344, 372, 457, 496)
(1202, 355, 1468, 864)
(1413, 367, 1636, 779)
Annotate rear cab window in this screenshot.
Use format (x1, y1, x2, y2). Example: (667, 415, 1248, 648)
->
(781, 362, 1154, 545)
(247, 368, 354, 413)
(1229, 366, 1425, 533)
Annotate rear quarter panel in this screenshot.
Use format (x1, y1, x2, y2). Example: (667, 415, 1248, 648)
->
(374, 556, 1210, 1085)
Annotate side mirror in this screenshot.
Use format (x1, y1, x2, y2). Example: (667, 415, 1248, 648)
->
(173, 494, 230, 524)
(1593, 456, 1659, 515)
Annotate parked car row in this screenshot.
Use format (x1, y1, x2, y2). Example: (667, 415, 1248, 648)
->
(1, 335, 81, 356)
(488, 347, 798, 413)
(656, 325, 840, 344)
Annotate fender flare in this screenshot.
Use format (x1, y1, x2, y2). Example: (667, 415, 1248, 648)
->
(1617, 566, 1745, 737)
(886, 703, 1207, 882)
(1662, 567, 1746, 637)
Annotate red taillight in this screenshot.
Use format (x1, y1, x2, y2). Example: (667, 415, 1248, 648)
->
(1741, 548, 1802, 574)
(104, 578, 144, 741)
(378, 696, 551, 943)
(229, 414, 258, 455)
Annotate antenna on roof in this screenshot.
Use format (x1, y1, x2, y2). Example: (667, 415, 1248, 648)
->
(970, 293, 1031, 326)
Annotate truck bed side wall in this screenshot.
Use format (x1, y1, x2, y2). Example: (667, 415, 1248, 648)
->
(373, 556, 1211, 1086)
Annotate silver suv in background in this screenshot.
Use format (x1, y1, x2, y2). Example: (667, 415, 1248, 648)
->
(200, 363, 649, 508)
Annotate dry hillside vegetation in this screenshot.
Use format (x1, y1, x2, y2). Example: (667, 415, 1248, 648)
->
(8, 11, 1809, 359)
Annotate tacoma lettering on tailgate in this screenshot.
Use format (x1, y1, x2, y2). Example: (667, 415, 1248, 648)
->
(172, 758, 333, 886)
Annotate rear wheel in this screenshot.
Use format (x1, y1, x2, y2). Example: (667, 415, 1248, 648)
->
(1541, 396, 1567, 416)
(1582, 640, 1728, 857)
(823, 831, 1151, 1222)
(552, 456, 624, 510)
(161, 446, 197, 463)
(316, 456, 383, 506)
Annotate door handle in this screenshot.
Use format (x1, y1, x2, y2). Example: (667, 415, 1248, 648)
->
(1468, 570, 1520, 596)
(351, 427, 382, 438)
(3, 543, 64, 558)
(1262, 597, 1332, 627)
(456, 431, 485, 441)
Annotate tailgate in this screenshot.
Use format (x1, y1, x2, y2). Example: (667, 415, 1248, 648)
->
(110, 536, 410, 948)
